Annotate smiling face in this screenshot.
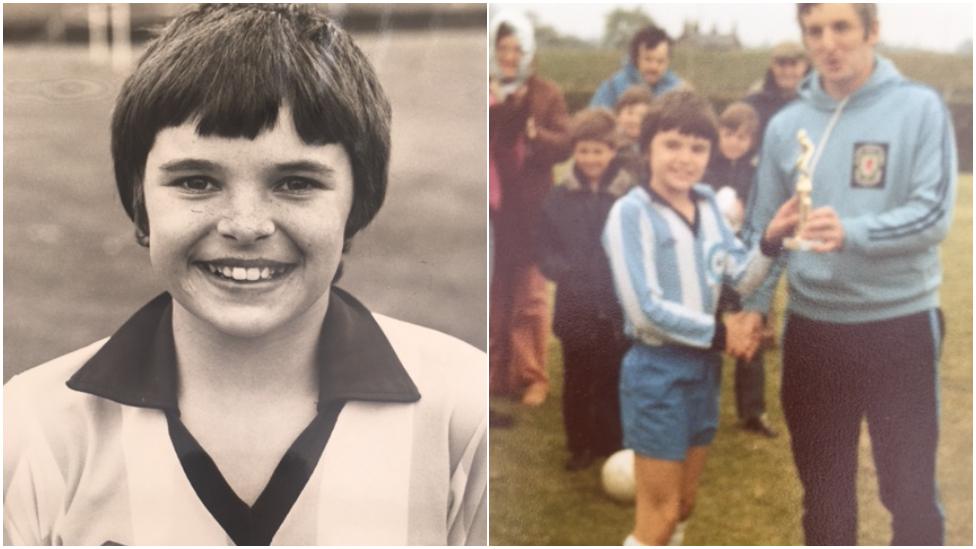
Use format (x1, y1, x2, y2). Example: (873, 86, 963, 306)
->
(617, 103, 651, 142)
(647, 128, 711, 200)
(495, 33, 523, 81)
(573, 139, 615, 186)
(718, 125, 754, 162)
(771, 57, 809, 94)
(800, 3, 878, 99)
(142, 107, 353, 340)
(635, 41, 670, 87)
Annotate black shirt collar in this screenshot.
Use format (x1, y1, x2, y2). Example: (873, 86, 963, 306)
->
(644, 184, 704, 234)
(66, 288, 421, 412)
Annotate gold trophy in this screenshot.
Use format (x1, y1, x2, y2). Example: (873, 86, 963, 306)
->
(783, 129, 815, 251)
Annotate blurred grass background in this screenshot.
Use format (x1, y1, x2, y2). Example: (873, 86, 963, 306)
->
(490, 178, 972, 545)
(3, 21, 487, 380)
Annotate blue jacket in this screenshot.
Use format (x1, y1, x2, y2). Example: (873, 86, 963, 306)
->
(742, 56, 957, 323)
(589, 58, 685, 109)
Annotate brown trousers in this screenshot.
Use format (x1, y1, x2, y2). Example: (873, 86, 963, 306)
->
(489, 259, 550, 397)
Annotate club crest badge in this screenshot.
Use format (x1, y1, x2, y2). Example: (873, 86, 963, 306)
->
(851, 142, 888, 189)
(705, 244, 726, 285)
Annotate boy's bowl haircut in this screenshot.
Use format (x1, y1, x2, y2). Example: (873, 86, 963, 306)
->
(638, 90, 718, 155)
(111, 4, 392, 244)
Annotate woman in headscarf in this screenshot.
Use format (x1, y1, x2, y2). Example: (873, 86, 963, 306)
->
(488, 10, 571, 406)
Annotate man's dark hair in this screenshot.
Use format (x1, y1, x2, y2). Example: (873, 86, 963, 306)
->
(628, 24, 673, 65)
(112, 4, 392, 245)
(638, 90, 718, 156)
(797, 3, 878, 40)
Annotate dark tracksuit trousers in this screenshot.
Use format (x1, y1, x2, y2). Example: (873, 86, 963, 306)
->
(782, 309, 944, 546)
(560, 327, 627, 458)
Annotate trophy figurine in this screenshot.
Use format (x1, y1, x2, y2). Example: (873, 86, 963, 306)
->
(783, 129, 815, 251)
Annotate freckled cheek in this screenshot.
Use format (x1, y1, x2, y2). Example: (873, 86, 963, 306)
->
(280, 211, 348, 261)
(143, 196, 214, 268)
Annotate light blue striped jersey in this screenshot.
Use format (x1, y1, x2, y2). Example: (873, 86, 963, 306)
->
(602, 184, 773, 349)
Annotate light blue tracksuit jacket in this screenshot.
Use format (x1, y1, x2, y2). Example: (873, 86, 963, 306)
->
(742, 56, 958, 323)
(589, 58, 685, 109)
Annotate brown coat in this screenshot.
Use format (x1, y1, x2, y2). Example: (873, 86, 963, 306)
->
(489, 75, 570, 396)
(490, 75, 571, 256)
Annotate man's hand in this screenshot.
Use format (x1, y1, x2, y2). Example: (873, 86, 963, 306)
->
(724, 311, 763, 361)
(799, 206, 845, 252)
(763, 195, 800, 247)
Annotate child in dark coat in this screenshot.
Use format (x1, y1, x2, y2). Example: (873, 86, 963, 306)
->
(702, 101, 779, 437)
(613, 86, 654, 181)
(538, 108, 635, 470)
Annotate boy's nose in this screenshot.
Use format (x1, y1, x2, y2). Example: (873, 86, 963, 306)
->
(217, 201, 275, 243)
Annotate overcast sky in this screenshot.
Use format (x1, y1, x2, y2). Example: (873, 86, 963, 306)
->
(491, 3, 973, 53)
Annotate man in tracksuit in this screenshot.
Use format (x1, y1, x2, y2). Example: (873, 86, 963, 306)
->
(741, 4, 957, 545)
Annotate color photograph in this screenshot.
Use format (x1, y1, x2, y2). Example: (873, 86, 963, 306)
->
(488, 3, 972, 545)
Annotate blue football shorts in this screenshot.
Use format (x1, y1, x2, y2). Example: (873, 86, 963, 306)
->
(619, 343, 722, 461)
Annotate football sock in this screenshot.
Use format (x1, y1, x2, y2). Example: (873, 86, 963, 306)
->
(667, 521, 688, 546)
(623, 533, 645, 546)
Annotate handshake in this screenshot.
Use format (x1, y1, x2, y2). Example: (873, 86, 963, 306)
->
(723, 311, 770, 361)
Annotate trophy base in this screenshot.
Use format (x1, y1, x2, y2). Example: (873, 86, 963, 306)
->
(783, 237, 815, 251)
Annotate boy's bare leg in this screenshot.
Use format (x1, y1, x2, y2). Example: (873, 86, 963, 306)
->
(633, 454, 682, 545)
(680, 446, 709, 521)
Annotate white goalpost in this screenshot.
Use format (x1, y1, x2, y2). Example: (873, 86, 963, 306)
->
(88, 3, 131, 70)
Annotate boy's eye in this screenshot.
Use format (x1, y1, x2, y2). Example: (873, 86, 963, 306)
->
(276, 177, 324, 193)
(692, 144, 709, 154)
(174, 176, 218, 193)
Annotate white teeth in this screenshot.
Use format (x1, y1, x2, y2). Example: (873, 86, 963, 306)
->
(204, 262, 287, 282)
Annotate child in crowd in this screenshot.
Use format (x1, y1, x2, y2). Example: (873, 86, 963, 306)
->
(613, 85, 655, 179)
(703, 101, 760, 232)
(602, 91, 805, 545)
(4, 5, 486, 545)
(703, 101, 779, 438)
(538, 108, 634, 471)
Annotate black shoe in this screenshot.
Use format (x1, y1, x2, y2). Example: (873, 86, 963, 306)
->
(742, 416, 779, 438)
(565, 452, 594, 471)
(489, 409, 515, 429)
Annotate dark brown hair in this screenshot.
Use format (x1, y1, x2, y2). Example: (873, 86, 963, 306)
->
(112, 4, 391, 246)
(638, 90, 718, 154)
(797, 3, 878, 39)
